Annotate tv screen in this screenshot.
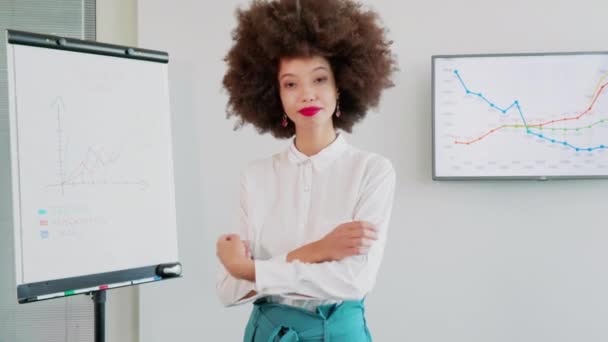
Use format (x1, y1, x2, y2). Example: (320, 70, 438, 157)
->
(433, 52, 608, 180)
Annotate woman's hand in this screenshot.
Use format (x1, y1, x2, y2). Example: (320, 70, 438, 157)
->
(317, 221, 378, 261)
(216, 234, 255, 281)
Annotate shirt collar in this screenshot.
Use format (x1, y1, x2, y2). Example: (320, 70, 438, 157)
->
(286, 134, 348, 171)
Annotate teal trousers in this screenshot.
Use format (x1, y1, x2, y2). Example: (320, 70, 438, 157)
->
(243, 298, 372, 341)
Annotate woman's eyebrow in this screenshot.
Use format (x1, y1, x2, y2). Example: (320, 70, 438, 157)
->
(279, 73, 296, 80)
(311, 66, 329, 73)
(279, 66, 329, 80)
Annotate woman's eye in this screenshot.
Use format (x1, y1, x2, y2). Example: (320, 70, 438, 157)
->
(315, 76, 328, 83)
(284, 82, 296, 89)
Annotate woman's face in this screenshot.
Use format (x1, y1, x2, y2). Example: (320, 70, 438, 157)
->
(278, 55, 338, 134)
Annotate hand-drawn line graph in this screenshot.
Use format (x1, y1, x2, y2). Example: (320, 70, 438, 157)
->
(47, 97, 149, 195)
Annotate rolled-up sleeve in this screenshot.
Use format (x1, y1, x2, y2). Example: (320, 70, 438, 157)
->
(254, 157, 396, 300)
(216, 172, 262, 306)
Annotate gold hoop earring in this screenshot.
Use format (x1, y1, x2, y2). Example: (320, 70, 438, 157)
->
(281, 114, 288, 127)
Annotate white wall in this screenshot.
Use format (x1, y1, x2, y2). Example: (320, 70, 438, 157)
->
(138, 0, 608, 341)
(97, 0, 137, 46)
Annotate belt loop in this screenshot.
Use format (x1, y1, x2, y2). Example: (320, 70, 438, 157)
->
(316, 305, 331, 341)
(267, 326, 283, 342)
(267, 325, 301, 342)
(282, 328, 300, 341)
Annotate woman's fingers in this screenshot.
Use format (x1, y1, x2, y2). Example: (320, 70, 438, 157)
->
(364, 227, 378, 240)
(342, 246, 370, 257)
(357, 247, 370, 255)
(343, 230, 376, 241)
(327, 221, 380, 260)
(347, 224, 378, 239)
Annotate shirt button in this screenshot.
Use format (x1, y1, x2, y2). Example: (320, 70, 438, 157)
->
(304, 185, 310, 192)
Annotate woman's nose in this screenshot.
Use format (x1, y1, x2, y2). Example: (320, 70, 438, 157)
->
(300, 88, 316, 102)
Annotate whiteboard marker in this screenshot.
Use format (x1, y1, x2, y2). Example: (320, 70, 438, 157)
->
(107, 281, 131, 289)
(37, 292, 65, 301)
(132, 276, 161, 285)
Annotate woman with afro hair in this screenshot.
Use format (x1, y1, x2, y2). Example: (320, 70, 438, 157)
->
(216, 0, 397, 340)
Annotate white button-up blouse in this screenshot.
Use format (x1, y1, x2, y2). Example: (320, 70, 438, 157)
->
(216, 134, 396, 311)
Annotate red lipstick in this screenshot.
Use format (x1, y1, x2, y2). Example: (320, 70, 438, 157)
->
(298, 106, 322, 117)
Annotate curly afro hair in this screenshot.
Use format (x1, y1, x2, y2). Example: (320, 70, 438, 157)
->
(223, 0, 397, 139)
